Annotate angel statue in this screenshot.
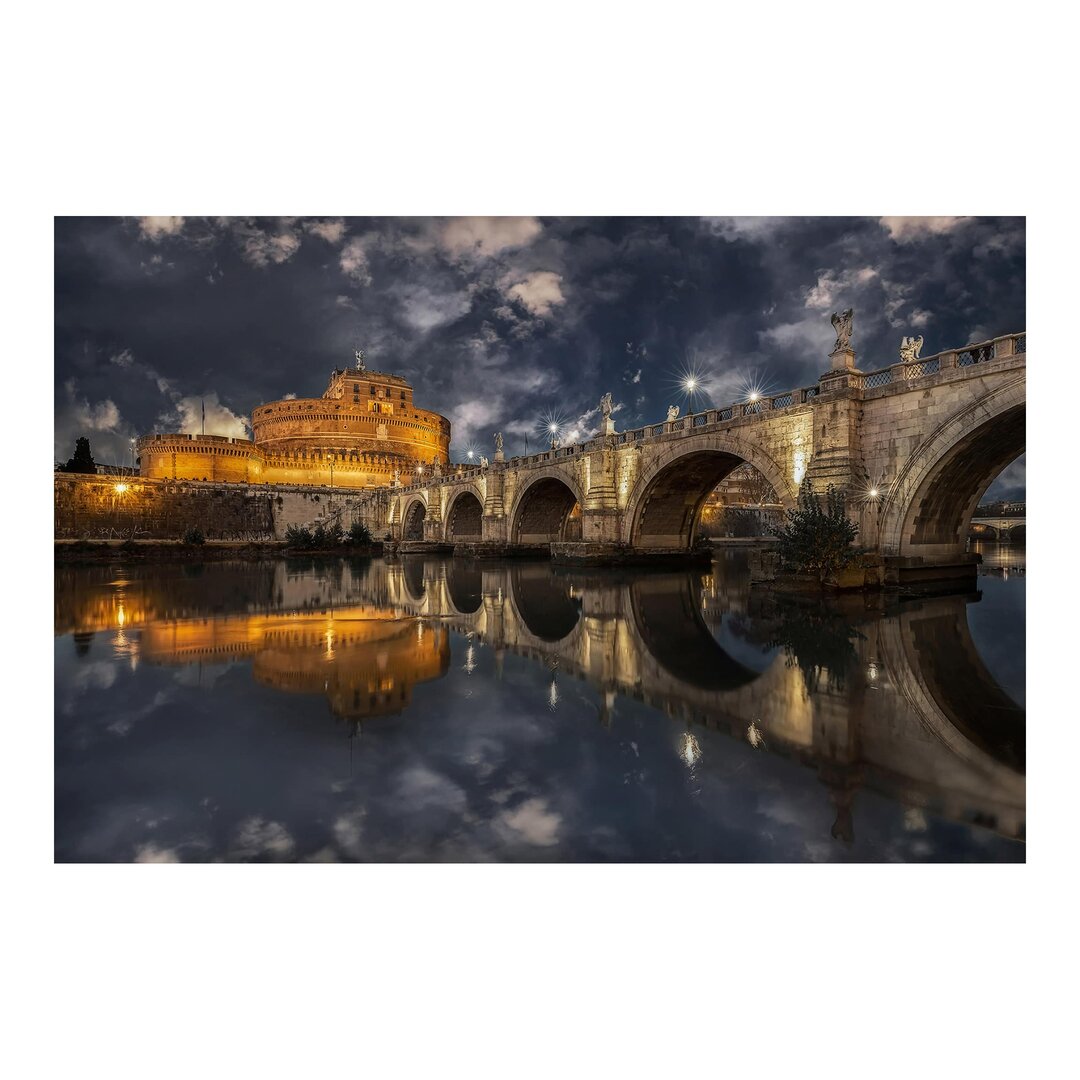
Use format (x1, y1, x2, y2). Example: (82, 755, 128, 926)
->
(600, 392, 613, 420)
(480, 455, 490, 468)
(494, 431, 504, 453)
(666, 404, 680, 422)
(830, 309, 854, 353)
(898, 335, 924, 363)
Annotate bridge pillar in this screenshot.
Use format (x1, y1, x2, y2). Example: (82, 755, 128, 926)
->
(804, 373, 866, 504)
(482, 465, 508, 542)
(422, 485, 444, 541)
(581, 441, 622, 543)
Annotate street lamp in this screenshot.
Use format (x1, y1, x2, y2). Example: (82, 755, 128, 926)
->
(682, 378, 699, 414)
(129, 437, 137, 476)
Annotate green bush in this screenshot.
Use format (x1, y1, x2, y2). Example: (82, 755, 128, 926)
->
(285, 524, 314, 548)
(182, 527, 205, 545)
(348, 521, 373, 545)
(769, 484, 861, 586)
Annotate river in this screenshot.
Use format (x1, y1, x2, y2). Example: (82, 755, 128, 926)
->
(54, 544, 1025, 862)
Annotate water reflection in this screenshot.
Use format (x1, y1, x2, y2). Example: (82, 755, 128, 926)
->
(971, 540, 1026, 578)
(54, 549, 1025, 861)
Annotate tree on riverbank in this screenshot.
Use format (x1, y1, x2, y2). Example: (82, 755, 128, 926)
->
(770, 484, 861, 586)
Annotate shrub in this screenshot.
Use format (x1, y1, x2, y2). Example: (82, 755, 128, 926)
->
(182, 526, 205, 545)
(769, 484, 861, 586)
(285, 524, 314, 548)
(348, 521, 373, 545)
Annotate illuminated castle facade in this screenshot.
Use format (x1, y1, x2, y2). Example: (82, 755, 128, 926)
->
(137, 360, 451, 489)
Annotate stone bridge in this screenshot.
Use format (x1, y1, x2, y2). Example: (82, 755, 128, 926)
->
(372, 331, 1025, 583)
(970, 515, 1026, 538)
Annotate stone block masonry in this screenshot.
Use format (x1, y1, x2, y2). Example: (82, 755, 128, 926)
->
(53, 474, 388, 541)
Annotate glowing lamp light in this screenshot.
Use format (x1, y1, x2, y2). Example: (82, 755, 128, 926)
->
(548, 423, 559, 434)
(467, 450, 474, 460)
(684, 377, 698, 393)
(869, 488, 879, 499)
(114, 483, 128, 494)
(748, 391, 760, 403)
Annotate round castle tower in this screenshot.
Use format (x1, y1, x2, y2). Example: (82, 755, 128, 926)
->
(137, 358, 451, 489)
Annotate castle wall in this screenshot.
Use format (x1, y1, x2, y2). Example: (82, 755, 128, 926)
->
(54, 474, 276, 540)
(55, 473, 389, 540)
(251, 399, 449, 463)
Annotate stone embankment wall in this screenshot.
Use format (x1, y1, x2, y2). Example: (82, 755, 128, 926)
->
(54, 474, 388, 541)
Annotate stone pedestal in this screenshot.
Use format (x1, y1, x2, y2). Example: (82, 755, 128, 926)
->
(829, 346, 857, 372)
(601, 418, 615, 436)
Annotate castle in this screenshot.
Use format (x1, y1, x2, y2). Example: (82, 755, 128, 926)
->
(136, 357, 451, 489)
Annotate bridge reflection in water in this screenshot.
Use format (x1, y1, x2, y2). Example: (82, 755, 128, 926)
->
(55, 552, 1025, 849)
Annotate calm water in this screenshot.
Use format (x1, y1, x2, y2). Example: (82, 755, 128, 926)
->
(54, 545, 1025, 862)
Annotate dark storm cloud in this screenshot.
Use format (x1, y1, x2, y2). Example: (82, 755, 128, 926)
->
(54, 215, 1025, 491)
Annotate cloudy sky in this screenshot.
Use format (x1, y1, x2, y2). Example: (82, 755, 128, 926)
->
(54, 215, 1026, 496)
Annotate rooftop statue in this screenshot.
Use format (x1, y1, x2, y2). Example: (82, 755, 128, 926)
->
(666, 404, 680, 422)
(899, 335, 924, 363)
(494, 431, 504, 453)
(830, 309, 854, 352)
(354, 348, 366, 371)
(600, 392, 613, 420)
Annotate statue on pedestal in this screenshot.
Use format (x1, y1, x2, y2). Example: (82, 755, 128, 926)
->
(666, 404, 680, 422)
(480, 455, 489, 468)
(494, 431, 503, 453)
(599, 392, 616, 434)
(354, 348, 366, 372)
(830, 309, 854, 353)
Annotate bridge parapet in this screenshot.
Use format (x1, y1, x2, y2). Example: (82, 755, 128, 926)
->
(857, 332, 1025, 394)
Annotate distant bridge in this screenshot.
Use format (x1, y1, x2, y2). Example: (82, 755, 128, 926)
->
(368, 331, 1025, 584)
(970, 515, 1026, 538)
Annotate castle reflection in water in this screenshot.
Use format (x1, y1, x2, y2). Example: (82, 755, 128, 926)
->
(55, 550, 1026, 846)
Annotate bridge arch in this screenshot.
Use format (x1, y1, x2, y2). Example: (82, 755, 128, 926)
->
(510, 469, 585, 545)
(402, 495, 427, 541)
(445, 486, 484, 542)
(622, 433, 797, 548)
(879, 377, 1025, 558)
